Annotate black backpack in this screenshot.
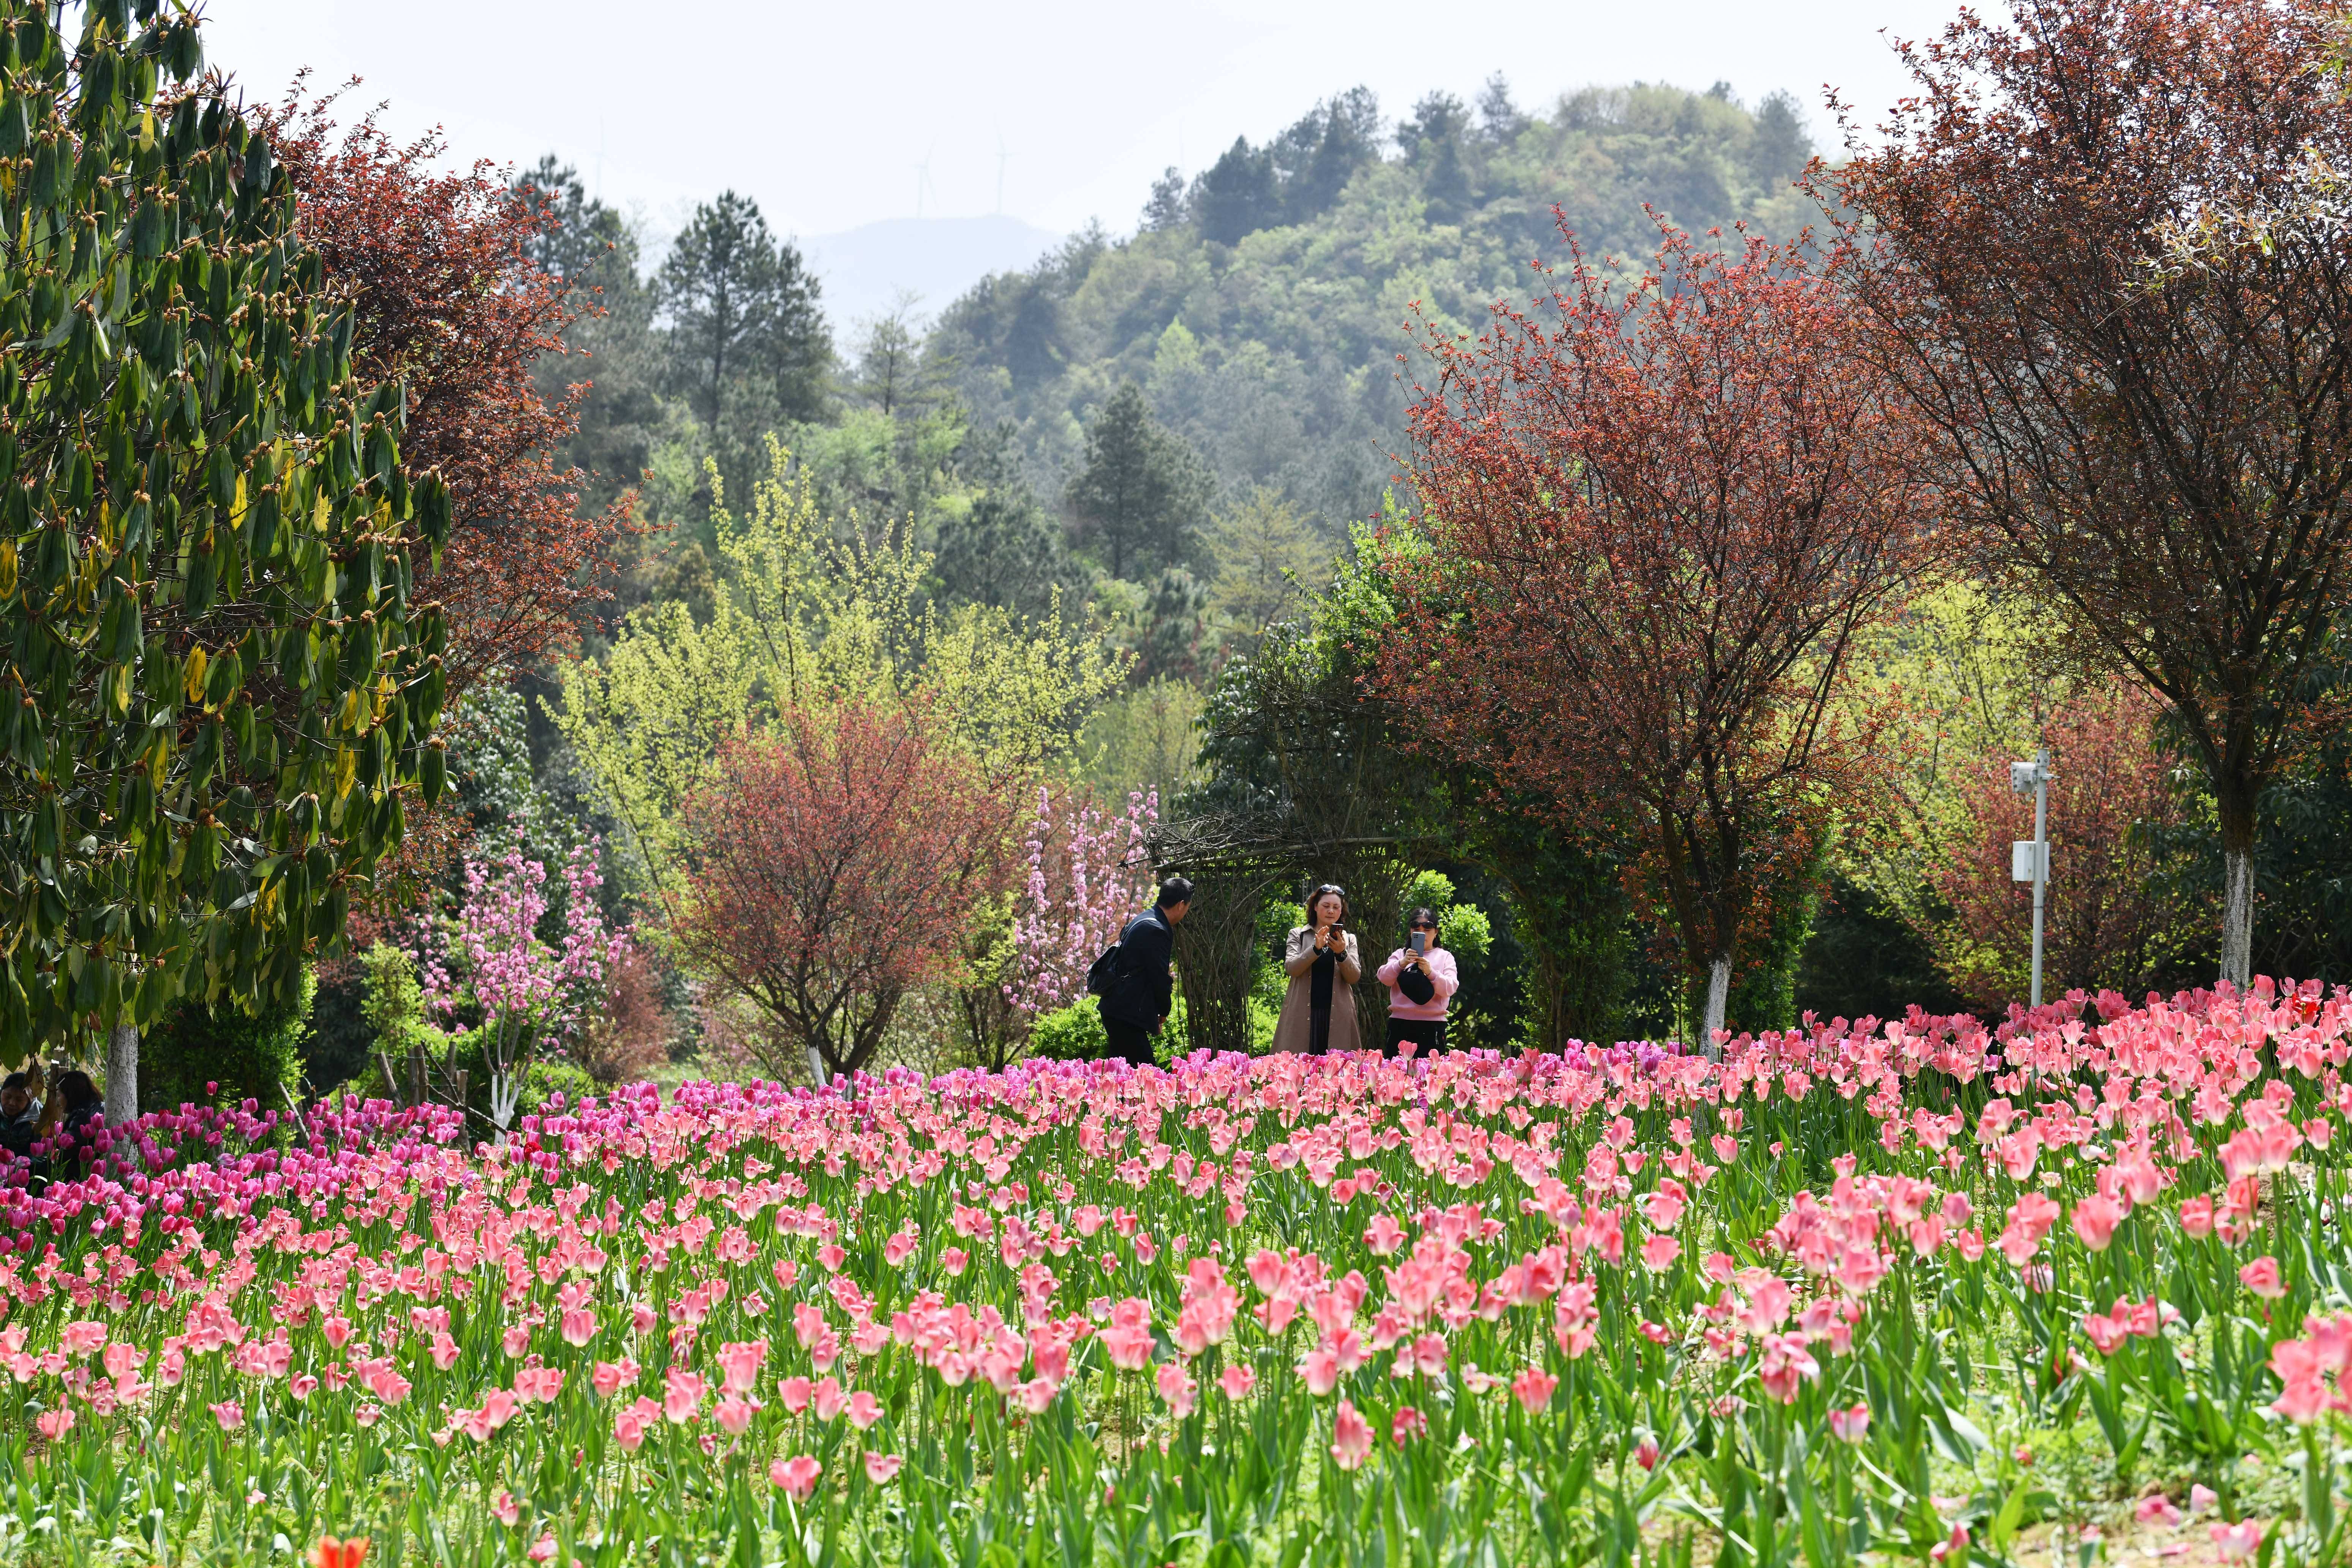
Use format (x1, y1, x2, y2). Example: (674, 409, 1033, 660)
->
(1398, 961, 1436, 1007)
(1085, 939, 1126, 998)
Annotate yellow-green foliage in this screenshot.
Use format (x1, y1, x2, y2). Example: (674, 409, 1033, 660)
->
(558, 440, 1127, 892)
(1840, 578, 2058, 920)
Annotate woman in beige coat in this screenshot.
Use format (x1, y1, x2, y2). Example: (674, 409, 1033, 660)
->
(1272, 884, 1362, 1054)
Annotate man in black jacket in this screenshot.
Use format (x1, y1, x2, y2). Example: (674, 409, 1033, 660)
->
(1099, 876, 1193, 1066)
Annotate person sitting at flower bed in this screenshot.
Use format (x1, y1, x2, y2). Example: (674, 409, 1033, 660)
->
(1377, 906, 1459, 1058)
(0, 1073, 38, 1169)
(1275, 883, 1363, 1054)
(35, 1070, 102, 1182)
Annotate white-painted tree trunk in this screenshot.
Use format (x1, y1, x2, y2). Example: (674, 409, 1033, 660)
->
(806, 1043, 828, 1087)
(104, 1021, 138, 1127)
(1701, 956, 1732, 1059)
(488, 1070, 520, 1140)
(2220, 845, 2254, 989)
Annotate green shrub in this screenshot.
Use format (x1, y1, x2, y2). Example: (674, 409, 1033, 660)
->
(1026, 997, 1209, 1065)
(1027, 998, 1107, 1061)
(1402, 869, 1495, 960)
(520, 1059, 599, 1116)
(139, 971, 313, 1116)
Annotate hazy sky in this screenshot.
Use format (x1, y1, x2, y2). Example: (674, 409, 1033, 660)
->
(202, 0, 1961, 243)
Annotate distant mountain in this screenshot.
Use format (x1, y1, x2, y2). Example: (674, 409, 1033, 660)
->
(804, 215, 1063, 335)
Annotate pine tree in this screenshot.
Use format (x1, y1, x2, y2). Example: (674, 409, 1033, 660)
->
(1065, 386, 1213, 580)
(1191, 139, 1280, 247)
(656, 191, 830, 450)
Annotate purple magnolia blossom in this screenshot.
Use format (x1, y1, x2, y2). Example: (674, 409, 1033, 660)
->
(419, 841, 630, 1131)
(1003, 786, 1157, 1018)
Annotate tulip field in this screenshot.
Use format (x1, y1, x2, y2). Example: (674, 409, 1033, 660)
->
(2, 982, 2349, 1567)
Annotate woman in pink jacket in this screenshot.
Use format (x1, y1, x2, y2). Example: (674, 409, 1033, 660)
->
(1377, 907, 1459, 1057)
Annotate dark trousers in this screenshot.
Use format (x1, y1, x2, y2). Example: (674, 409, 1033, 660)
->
(1388, 1017, 1445, 1058)
(1103, 1018, 1157, 1067)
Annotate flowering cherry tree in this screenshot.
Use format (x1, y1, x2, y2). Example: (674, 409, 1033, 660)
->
(420, 841, 631, 1133)
(1002, 786, 1158, 1019)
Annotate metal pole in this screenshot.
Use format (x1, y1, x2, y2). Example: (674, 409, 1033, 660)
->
(2029, 748, 2049, 1009)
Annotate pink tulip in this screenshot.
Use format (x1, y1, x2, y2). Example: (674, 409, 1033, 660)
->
(1330, 1399, 1374, 1471)
(663, 1367, 704, 1423)
(2210, 1521, 2261, 1562)
(714, 1396, 756, 1435)
(1640, 1234, 1682, 1271)
(210, 1399, 243, 1431)
(718, 1339, 767, 1396)
(770, 1455, 821, 1502)
(2239, 1257, 2286, 1299)
(2071, 1195, 2125, 1252)
(1512, 1367, 1559, 1413)
(613, 1403, 651, 1452)
(863, 1451, 903, 1484)
(1155, 1362, 1198, 1418)
(1828, 1404, 1871, 1443)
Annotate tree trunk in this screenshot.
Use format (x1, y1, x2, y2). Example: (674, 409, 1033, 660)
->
(104, 1020, 138, 1128)
(2216, 791, 2256, 989)
(1701, 956, 1732, 1058)
(2220, 844, 2254, 990)
(805, 1043, 828, 1087)
(1174, 876, 1261, 1055)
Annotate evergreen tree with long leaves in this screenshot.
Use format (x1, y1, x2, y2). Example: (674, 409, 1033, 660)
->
(0, 0, 452, 1118)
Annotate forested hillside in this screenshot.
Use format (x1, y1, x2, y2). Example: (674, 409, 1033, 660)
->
(935, 79, 1819, 540)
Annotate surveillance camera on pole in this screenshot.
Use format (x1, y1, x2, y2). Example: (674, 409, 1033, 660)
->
(2009, 750, 2052, 1008)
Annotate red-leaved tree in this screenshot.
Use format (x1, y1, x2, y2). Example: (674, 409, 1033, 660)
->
(259, 82, 631, 694)
(1822, 0, 2352, 988)
(670, 703, 1014, 1084)
(1385, 223, 1938, 1045)
(1932, 687, 2202, 1011)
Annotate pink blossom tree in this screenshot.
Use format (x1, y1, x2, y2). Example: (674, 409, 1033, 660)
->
(420, 841, 631, 1132)
(1004, 786, 1159, 1020)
